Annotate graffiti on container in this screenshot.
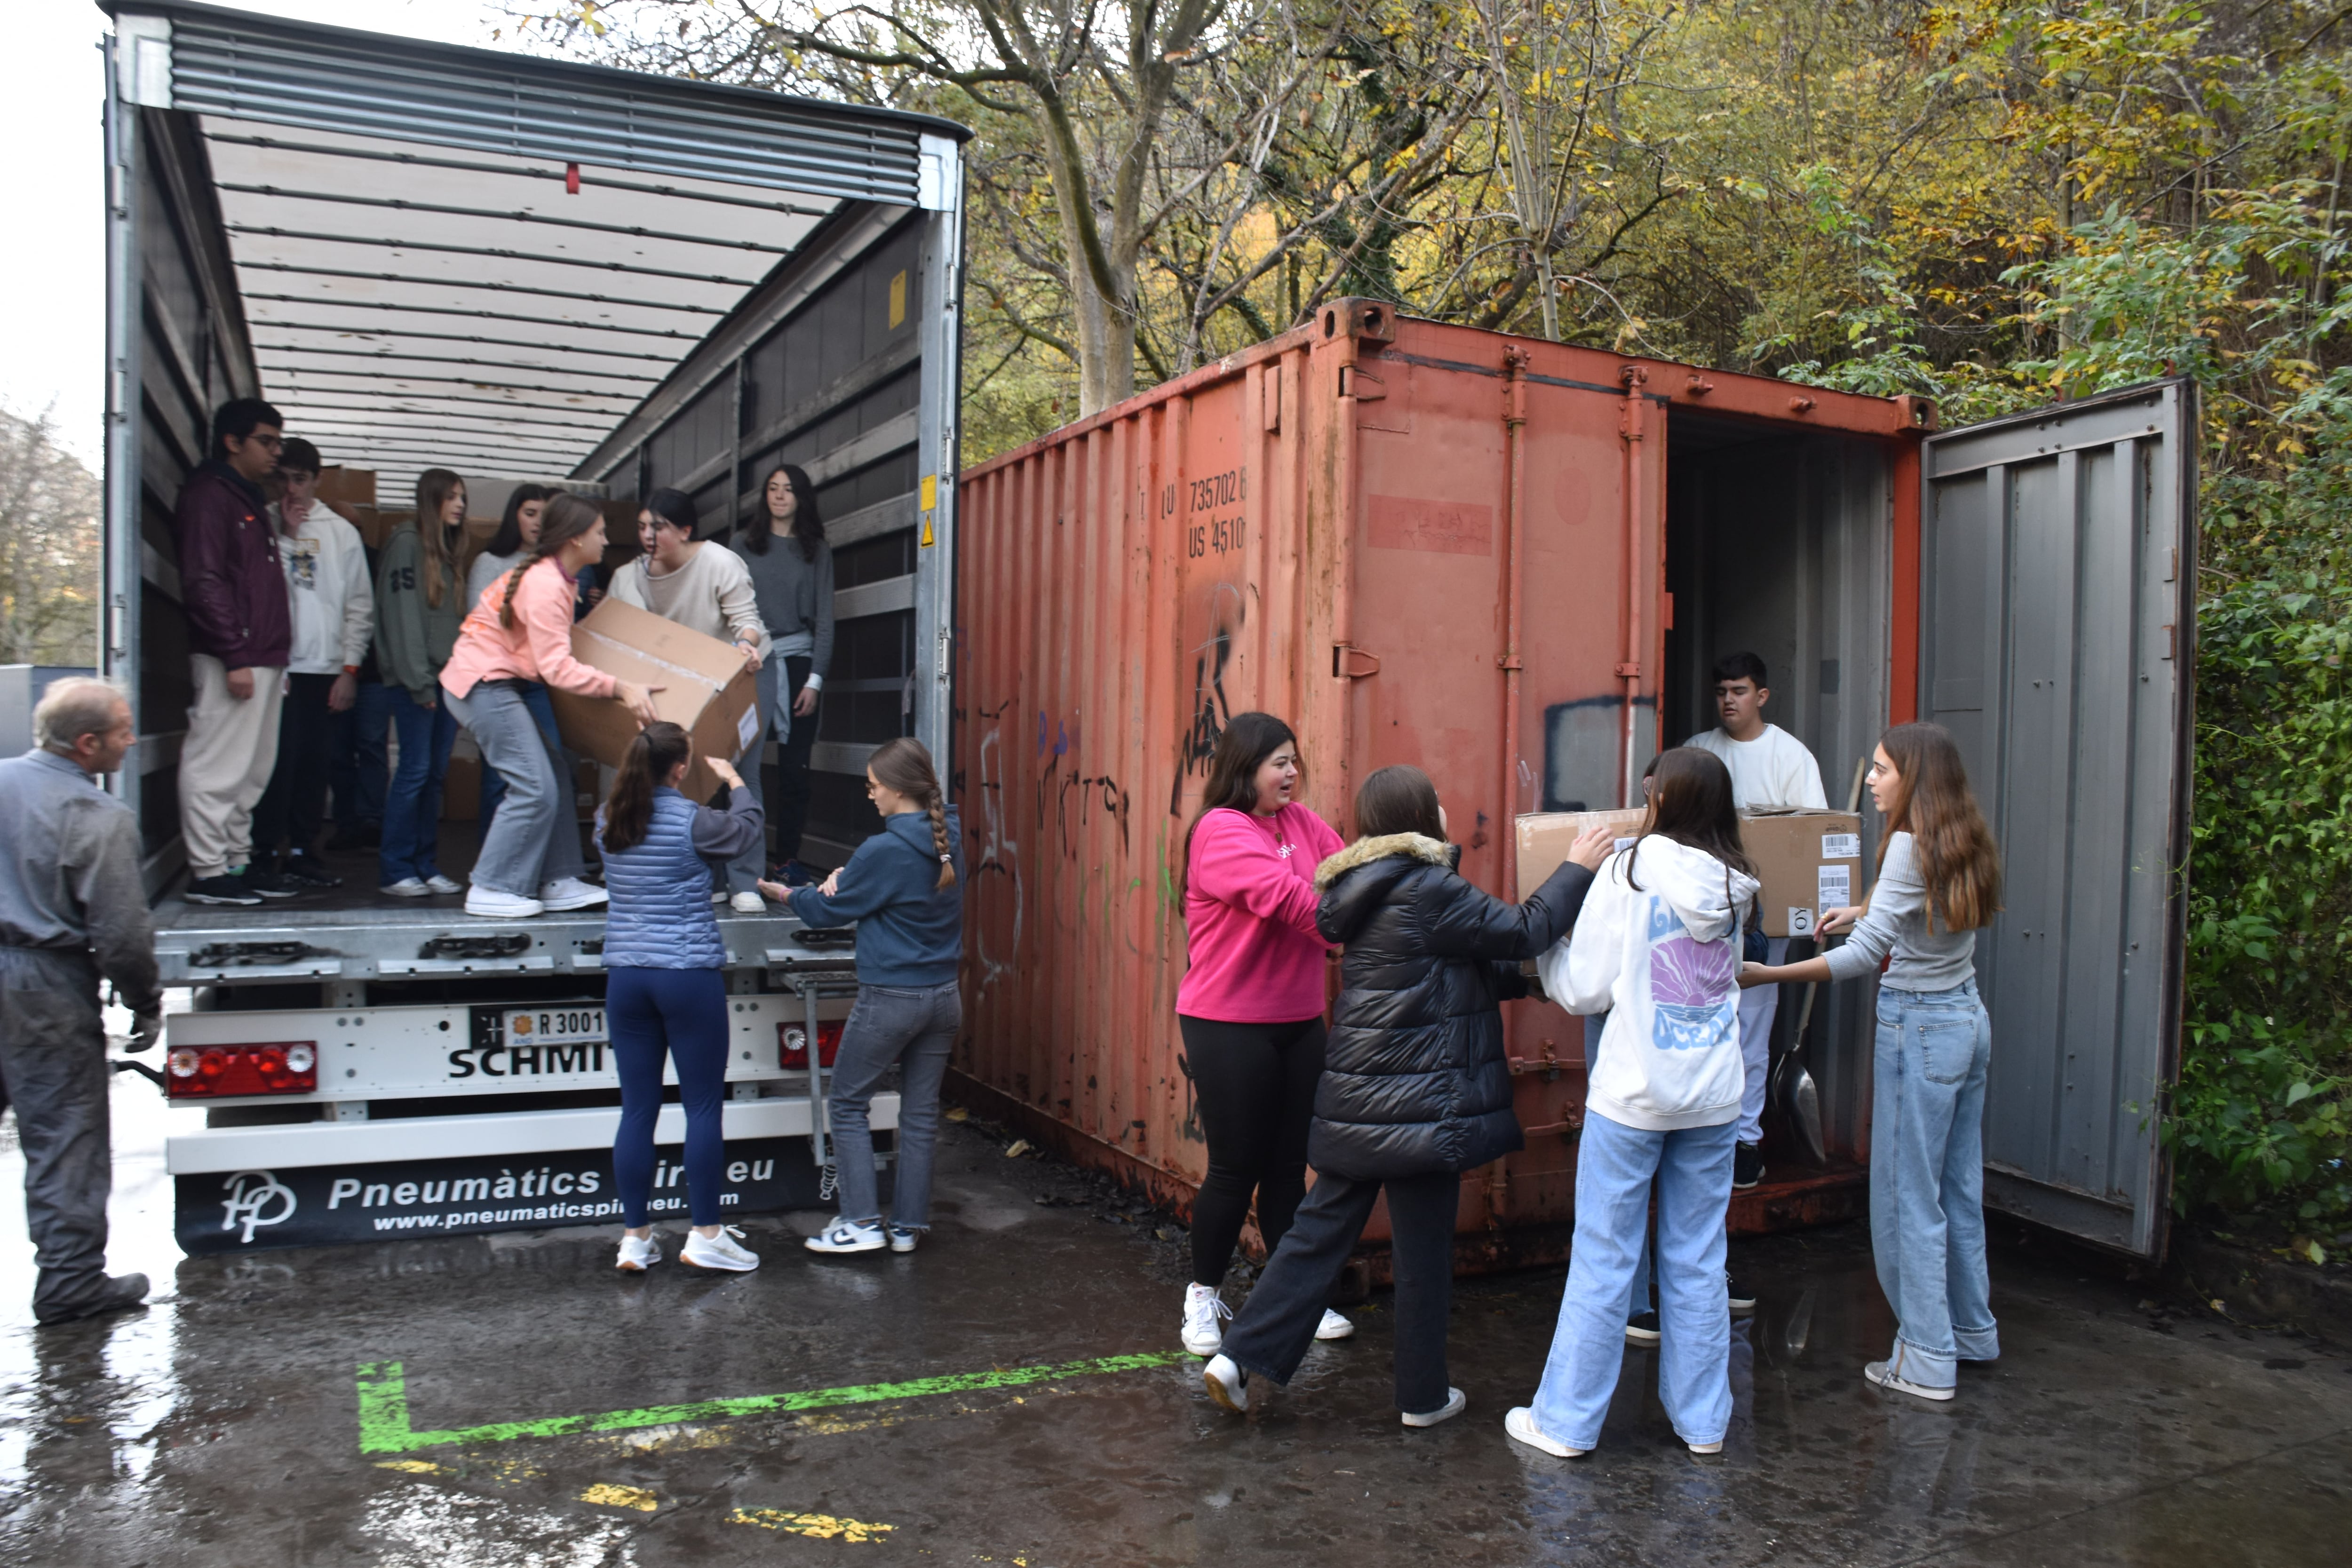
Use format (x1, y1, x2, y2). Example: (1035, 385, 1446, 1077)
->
(1059, 769, 1132, 857)
(1037, 710, 1078, 759)
(971, 707, 1023, 991)
(1170, 584, 1246, 817)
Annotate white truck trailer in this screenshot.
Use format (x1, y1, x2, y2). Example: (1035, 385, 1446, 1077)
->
(97, 1, 966, 1252)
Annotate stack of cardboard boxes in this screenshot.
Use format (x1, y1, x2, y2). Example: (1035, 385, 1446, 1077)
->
(1516, 808, 1866, 938)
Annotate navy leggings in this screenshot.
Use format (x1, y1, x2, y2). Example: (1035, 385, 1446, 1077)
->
(607, 966, 730, 1227)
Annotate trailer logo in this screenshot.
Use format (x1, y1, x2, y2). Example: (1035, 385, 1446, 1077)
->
(219, 1170, 298, 1244)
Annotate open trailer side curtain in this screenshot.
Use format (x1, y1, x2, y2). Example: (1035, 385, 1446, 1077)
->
(1920, 378, 2198, 1260)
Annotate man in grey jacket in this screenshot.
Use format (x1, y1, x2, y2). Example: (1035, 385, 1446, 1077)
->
(0, 679, 161, 1324)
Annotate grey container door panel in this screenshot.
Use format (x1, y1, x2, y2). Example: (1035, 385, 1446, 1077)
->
(1919, 379, 2196, 1259)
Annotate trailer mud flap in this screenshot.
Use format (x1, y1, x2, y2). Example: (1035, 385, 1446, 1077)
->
(175, 1136, 826, 1253)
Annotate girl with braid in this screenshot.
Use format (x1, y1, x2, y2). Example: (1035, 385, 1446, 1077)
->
(761, 738, 963, 1255)
(440, 493, 660, 918)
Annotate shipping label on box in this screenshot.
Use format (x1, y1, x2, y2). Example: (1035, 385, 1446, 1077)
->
(547, 596, 758, 803)
(1739, 809, 1867, 939)
(1515, 807, 1650, 895)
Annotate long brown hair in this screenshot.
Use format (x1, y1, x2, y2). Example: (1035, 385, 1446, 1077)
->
(498, 492, 602, 629)
(1876, 722, 2003, 931)
(1355, 764, 1445, 841)
(1626, 747, 1755, 890)
(601, 721, 691, 854)
(741, 463, 824, 560)
(414, 468, 465, 609)
(1180, 711, 1299, 899)
(869, 737, 955, 890)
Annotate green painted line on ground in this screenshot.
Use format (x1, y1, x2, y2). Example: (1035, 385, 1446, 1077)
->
(355, 1351, 1185, 1454)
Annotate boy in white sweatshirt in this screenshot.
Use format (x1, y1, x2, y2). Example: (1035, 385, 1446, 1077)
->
(1508, 748, 1757, 1461)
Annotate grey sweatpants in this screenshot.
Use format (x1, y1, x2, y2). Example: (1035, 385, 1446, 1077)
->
(445, 681, 584, 897)
(0, 947, 116, 1321)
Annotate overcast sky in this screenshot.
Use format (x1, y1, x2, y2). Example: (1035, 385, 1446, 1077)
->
(3, 1, 522, 464)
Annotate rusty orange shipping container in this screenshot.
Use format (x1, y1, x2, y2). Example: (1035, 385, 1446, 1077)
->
(950, 300, 2196, 1267)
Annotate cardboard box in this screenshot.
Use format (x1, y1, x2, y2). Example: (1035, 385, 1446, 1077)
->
(1515, 807, 1649, 896)
(1740, 809, 1866, 939)
(315, 466, 377, 509)
(548, 596, 758, 802)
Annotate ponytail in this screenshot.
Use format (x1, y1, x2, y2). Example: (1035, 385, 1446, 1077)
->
(498, 492, 601, 629)
(601, 721, 691, 854)
(868, 736, 954, 890)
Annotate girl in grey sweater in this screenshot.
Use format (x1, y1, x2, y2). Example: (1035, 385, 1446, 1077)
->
(731, 463, 834, 890)
(1740, 722, 2004, 1405)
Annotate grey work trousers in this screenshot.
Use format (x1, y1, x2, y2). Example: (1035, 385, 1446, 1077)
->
(445, 680, 584, 897)
(0, 947, 116, 1321)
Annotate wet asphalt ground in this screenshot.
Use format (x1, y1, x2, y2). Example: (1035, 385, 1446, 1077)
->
(3, 1069, 2348, 1567)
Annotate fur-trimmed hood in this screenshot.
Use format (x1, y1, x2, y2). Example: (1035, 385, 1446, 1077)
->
(1314, 833, 1459, 947)
(1313, 831, 1454, 891)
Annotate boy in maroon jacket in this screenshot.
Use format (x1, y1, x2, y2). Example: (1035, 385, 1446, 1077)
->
(174, 398, 296, 906)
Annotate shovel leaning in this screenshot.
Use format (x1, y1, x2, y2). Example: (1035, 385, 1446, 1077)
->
(1772, 755, 1867, 1167)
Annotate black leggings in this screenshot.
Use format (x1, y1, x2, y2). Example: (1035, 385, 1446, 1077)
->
(1179, 1014, 1326, 1288)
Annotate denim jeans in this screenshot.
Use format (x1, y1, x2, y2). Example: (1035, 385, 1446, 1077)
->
(330, 679, 394, 831)
(1871, 979, 1999, 1389)
(1217, 1168, 1461, 1415)
(1529, 1110, 1736, 1449)
(378, 687, 455, 886)
(445, 682, 584, 897)
(1583, 1012, 1653, 1318)
(827, 979, 959, 1228)
(477, 680, 563, 833)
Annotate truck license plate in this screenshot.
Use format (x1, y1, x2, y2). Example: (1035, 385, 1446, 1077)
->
(504, 1007, 607, 1043)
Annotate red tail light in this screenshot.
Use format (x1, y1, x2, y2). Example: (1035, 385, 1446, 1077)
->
(778, 1021, 844, 1069)
(165, 1042, 318, 1098)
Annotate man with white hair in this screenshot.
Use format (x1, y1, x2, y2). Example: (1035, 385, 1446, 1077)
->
(0, 678, 160, 1324)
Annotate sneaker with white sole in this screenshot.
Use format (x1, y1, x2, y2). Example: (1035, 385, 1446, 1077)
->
(1686, 1438, 1724, 1454)
(465, 887, 544, 919)
(1315, 1308, 1356, 1341)
(1625, 1309, 1661, 1345)
(680, 1226, 760, 1272)
(616, 1234, 661, 1272)
(1864, 1358, 1955, 1402)
(804, 1217, 887, 1254)
(1402, 1387, 1466, 1428)
(540, 876, 608, 912)
(423, 873, 464, 895)
(380, 877, 431, 898)
(730, 890, 766, 914)
(888, 1226, 920, 1253)
(1504, 1405, 1587, 1457)
(1181, 1282, 1231, 1356)
(1202, 1353, 1249, 1414)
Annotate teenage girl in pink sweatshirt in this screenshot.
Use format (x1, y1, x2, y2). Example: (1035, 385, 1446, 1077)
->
(1175, 711, 1348, 1358)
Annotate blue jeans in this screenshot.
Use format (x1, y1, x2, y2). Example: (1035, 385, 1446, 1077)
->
(330, 680, 395, 831)
(477, 680, 562, 832)
(1872, 979, 1999, 1388)
(1530, 1111, 1736, 1449)
(827, 979, 959, 1228)
(1584, 1013, 1652, 1317)
(607, 966, 729, 1228)
(378, 688, 455, 885)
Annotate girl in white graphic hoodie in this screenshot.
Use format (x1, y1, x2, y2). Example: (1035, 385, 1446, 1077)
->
(1507, 747, 1759, 1460)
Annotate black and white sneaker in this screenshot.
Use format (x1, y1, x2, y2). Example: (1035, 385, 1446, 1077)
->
(241, 868, 302, 899)
(185, 874, 264, 907)
(1733, 1141, 1764, 1190)
(278, 855, 342, 889)
(1726, 1274, 1758, 1313)
(1625, 1309, 1661, 1345)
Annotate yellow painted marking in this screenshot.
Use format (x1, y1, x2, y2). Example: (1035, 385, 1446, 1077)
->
(375, 1459, 447, 1474)
(580, 1483, 658, 1511)
(731, 1507, 893, 1541)
(889, 271, 908, 329)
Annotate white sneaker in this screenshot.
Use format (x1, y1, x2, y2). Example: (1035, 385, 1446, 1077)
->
(465, 887, 544, 919)
(1686, 1438, 1724, 1454)
(1402, 1387, 1466, 1428)
(804, 1217, 887, 1254)
(730, 890, 766, 914)
(540, 876, 608, 912)
(1315, 1308, 1356, 1341)
(380, 877, 431, 897)
(616, 1233, 661, 1272)
(887, 1225, 920, 1253)
(423, 873, 463, 895)
(1202, 1353, 1248, 1414)
(1865, 1359, 1955, 1402)
(680, 1226, 760, 1272)
(1504, 1405, 1587, 1458)
(1181, 1282, 1231, 1356)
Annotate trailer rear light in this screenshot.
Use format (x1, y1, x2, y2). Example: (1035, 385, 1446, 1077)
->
(164, 1042, 319, 1098)
(779, 1021, 844, 1069)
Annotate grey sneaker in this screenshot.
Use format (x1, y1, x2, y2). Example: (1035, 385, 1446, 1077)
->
(680, 1226, 760, 1272)
(1865, 1359, 1955, 1402)
(888, 1225, 920, 1254)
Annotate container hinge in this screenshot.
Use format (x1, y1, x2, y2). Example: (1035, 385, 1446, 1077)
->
(1496, 654, 1523, 671)
(1615, 661, 1641, 678)
(937, 629, 953, 678)
(1334, 645, 1381, 679)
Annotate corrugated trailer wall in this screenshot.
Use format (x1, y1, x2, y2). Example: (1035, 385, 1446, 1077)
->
(954, 301, 1931, 1268)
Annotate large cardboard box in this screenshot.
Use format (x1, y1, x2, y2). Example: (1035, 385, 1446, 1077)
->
(315, 466, 376, 509)
(1515, 807, 1649, 896)
(1740, 809, 1866, 939)
(548, 596, 758, 802)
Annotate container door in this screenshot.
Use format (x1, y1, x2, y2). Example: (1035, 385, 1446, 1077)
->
(1917, 379, 2196, 1258)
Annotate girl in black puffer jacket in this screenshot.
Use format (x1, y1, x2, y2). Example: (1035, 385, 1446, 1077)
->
(1203, 765, 1612, 1426)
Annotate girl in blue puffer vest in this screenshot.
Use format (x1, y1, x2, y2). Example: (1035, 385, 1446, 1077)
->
(596, 721, 763, 1274)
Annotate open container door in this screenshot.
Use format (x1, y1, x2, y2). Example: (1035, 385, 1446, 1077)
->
(1918, 379, 2198, 1259)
